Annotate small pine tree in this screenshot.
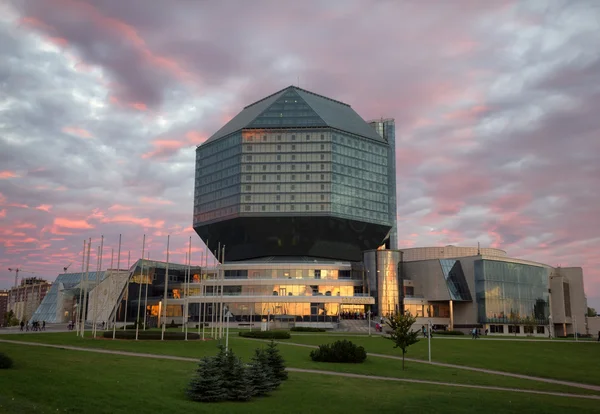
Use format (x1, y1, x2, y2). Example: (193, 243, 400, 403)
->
(187, 356, 227, 402)
(265, 340, 288, 383)
(248, 348, 274, 396)
(229, 356, 255, 401)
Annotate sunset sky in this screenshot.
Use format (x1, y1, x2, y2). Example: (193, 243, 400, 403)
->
(0, 1, 598, 309)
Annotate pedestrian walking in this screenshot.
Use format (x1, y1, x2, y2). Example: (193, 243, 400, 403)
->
(42, 320, 46, 331)
(20, 320, 24, 331)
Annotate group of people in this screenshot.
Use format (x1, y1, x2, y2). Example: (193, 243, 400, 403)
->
(19, 320, 45, 332)
(471, 328, 489, 338)
(340, 311, 370, 320)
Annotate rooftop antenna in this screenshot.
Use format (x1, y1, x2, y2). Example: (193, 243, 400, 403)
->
(477, 242, 481, 255)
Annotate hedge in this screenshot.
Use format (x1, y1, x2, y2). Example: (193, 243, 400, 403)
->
(102, 330, 200, 340)
(0, 352, 13, 369)
(310, 340, 367, 363)
(433, 330, 465, 336)
(291, 327, 326, 332)
(238, 331, 291, 339)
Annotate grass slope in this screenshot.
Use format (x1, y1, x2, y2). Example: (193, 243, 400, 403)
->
(0, 332, 598, 395)
(0, 343, 599, 414)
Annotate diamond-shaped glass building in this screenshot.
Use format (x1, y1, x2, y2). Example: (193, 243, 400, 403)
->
(194, 86, 396, 261)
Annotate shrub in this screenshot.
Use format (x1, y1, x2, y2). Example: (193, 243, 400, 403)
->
(0, 352, 13, 369)
(310, 340, 367, 363)
(433, 330, 465, 336)
(291, 327, 326, 332)
(103, 330, 200, 340)
(239, 330, 290, 339)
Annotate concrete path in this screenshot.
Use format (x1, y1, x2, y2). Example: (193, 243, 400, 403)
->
(238, 337, 600, 393)
(1, 338, 599, 401)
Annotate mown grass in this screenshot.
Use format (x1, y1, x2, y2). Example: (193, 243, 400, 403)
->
(0, 332, 598, 395)
(0, 343, 599, 414)
(268, 334, 600, 385)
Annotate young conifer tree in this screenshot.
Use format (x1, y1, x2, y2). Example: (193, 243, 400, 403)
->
(229, 355, 255, 401)
(248, 348, 274, 396)
(187, 356, 227, 402)
(265, 340, 288, 384)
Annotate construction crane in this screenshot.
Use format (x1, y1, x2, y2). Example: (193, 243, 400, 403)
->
(63, 262, 72, 272)
(7, 268, 35, 288)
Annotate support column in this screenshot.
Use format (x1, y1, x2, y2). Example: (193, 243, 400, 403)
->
(449, 300, 454, 330)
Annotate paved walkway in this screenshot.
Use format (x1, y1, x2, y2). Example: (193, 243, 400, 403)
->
(238, 337, 600, 392)
(1, 338, 599, 400)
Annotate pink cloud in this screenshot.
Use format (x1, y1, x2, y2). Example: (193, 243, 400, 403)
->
(0, 171, 18, 179)
(101, 215, 165, 228)
(62, 126, 93, 138)
(53, 217, 94, 229)
(35, 204, 52, 212)
(0, 209, 6, 218)
(139, 196, 173, 205)
(108, 204, 132, 211)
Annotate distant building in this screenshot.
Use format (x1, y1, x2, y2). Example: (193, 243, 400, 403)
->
(7, 277, 51, 322)
(0, 290, 8, 326)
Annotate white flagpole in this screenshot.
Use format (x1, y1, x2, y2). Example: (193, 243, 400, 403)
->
(219, 245, 225, 339)
(186, 236, 192, 341)
(135, 235, 146, 340)
(143, 252, 150, 330)
(98, 236, 104, 331)
(182, 252, 187, 334)
(112, 234, 122, 340)
(201, 250, 206, 340)
(198, 250, 203, 337)
(212, 246, 219, 339)
(161, 235, 170, 341)
(76, 239, 86, 335)
(92, 245, 100, 337)
(182, 252, 187, 333)
(124, 250, 131, 330)
(81, 238, 92, 338)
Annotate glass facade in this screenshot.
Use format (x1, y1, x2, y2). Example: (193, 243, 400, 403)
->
(440, 259, 472, 301)
(239, 129, 332, 214)
(475, 260, 550, 324)
(369, 119, 397, 248)
(364, 250, 402, 317)
(31, 271, 105, 323)
(194, 132, 242, 225)
(331, 131, 390, 226)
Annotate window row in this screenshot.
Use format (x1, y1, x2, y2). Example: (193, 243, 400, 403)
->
(242, 131, 329, 142)
(244, 163, 327, 172)
(243, 194, 328, 202)
(243, 143, 330, 152)
(242, 204, 329, 213)
(243, 183, 328, 192)
(244, 154, 329, 162)
(332, 133, 387, 155)
(244, 173, 329, 183)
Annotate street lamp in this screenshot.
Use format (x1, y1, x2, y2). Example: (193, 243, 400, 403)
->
(367, 310, 372, 337)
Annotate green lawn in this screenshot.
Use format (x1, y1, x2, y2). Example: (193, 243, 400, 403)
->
(1, 332, 598, 396)
(268, 333, 600, 385)
(0, 342, 599, 414)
